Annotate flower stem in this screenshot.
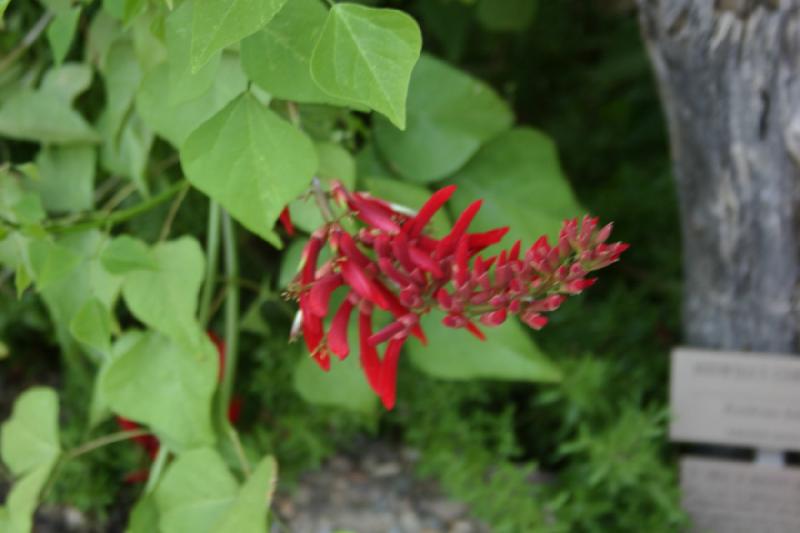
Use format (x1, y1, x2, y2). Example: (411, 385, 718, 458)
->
(47, 181, 189, 235)
(65, 429, 151, 461)
(144, 445, 169, 494)
(199, 201, 221, 326)
(218, 212, 239, 424)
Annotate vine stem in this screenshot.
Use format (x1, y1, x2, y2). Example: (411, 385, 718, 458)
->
(46, 180, 188, 234)
(0, 11, 54, 74)
(41, 429, 151, 499)
(218, 211, 250, 475)
(199, 201, 221, 326)
(144, 446, 169, 494)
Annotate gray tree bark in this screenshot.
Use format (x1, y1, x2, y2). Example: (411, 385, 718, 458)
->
(637, 0, 800, 353)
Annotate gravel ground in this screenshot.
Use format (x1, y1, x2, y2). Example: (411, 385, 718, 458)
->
(15, 441, 488, 533)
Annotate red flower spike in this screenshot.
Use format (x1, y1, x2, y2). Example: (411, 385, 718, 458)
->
(407, 185, 457, 237)
(379, 336, 407, 410)
(279, 207, 295, 236)
(308, 273, 343, 317)
(328, 297, 355, 359)
(358, 310, 383, 393)
(289, 182, 627, 410)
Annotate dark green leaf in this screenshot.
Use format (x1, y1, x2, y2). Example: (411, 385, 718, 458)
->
(47, 6, 81, 65)
(374, 54, 513, 182)
(33, 145, 96, 213)
(447, 128, 582, 244)
(407, 311, 561, 382)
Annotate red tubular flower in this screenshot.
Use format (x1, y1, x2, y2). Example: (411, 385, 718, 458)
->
(287, 181, 628, 410)
(279, 207, 295, 236)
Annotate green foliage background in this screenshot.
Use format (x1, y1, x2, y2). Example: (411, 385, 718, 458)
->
(0, 0, 685, 531)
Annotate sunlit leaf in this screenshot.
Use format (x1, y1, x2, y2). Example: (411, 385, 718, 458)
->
(181, 93, 317, 247)
(310, 4, 421, 129)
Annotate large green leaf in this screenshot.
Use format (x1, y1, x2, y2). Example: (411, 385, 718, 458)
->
(166, 0, 220, 105)
(100, 331, 217, 451)
(214, 455, 277, 533)
(407, 311, 561, 382)
(121, 237, 205, 348)
(0, 461, 58, 533)
(476, 0, 537, 32)
(447, 128, 582, 244)
(310, 3, 421, 129)
(0, 387, 61, 477)
(155, 448, 239, 533)
(98, 113, 153, 194)
(191, 0, 289, 72)
(136, 55, 247, 147)
(98, 40, 141, 140)
(126, 494, 160, 533)
(0, 89, 98, 144)
(373, 54, 513, 182)
(33, 144, 96, 213)
(181, 93, 317, 247)
(241, 0, 344, 105)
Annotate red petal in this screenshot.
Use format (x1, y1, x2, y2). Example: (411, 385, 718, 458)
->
(409, 245, 443, 278)
(340, 259, 389, 310)
(467, 227, 509, 253)
(465, 320, 486, 341)
(407, 185, 457, 237)
(358, 310, 382, 393)
(308, 273, 343, 317)
(379, 336, 407, 410)
(351, 194, 401, 233)
(328, 297, 354, 359)
(300, 230, 325, 285)
(279, 207, 295, 236)
(369, 320, 406, 346)
(335, 230, 371, 267)
(437, 200, 482, 258)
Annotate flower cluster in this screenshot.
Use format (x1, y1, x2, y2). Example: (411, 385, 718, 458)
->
(288, 182, 628, 410)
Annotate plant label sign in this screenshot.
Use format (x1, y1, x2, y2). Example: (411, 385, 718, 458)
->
(670, 347, 800, 450)
(681, 456, 800, 533)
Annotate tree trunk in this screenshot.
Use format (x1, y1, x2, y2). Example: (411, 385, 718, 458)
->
(637, 0, 800, 353)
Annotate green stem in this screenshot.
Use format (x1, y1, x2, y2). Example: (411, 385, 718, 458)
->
(46, 181, 188, 235)
(144, 445, 169, 494)
(199, 201, 221, 326)
(65, 429, 151, 461)
(0, 11, 54, 75)
(218, 212, 239, 424)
